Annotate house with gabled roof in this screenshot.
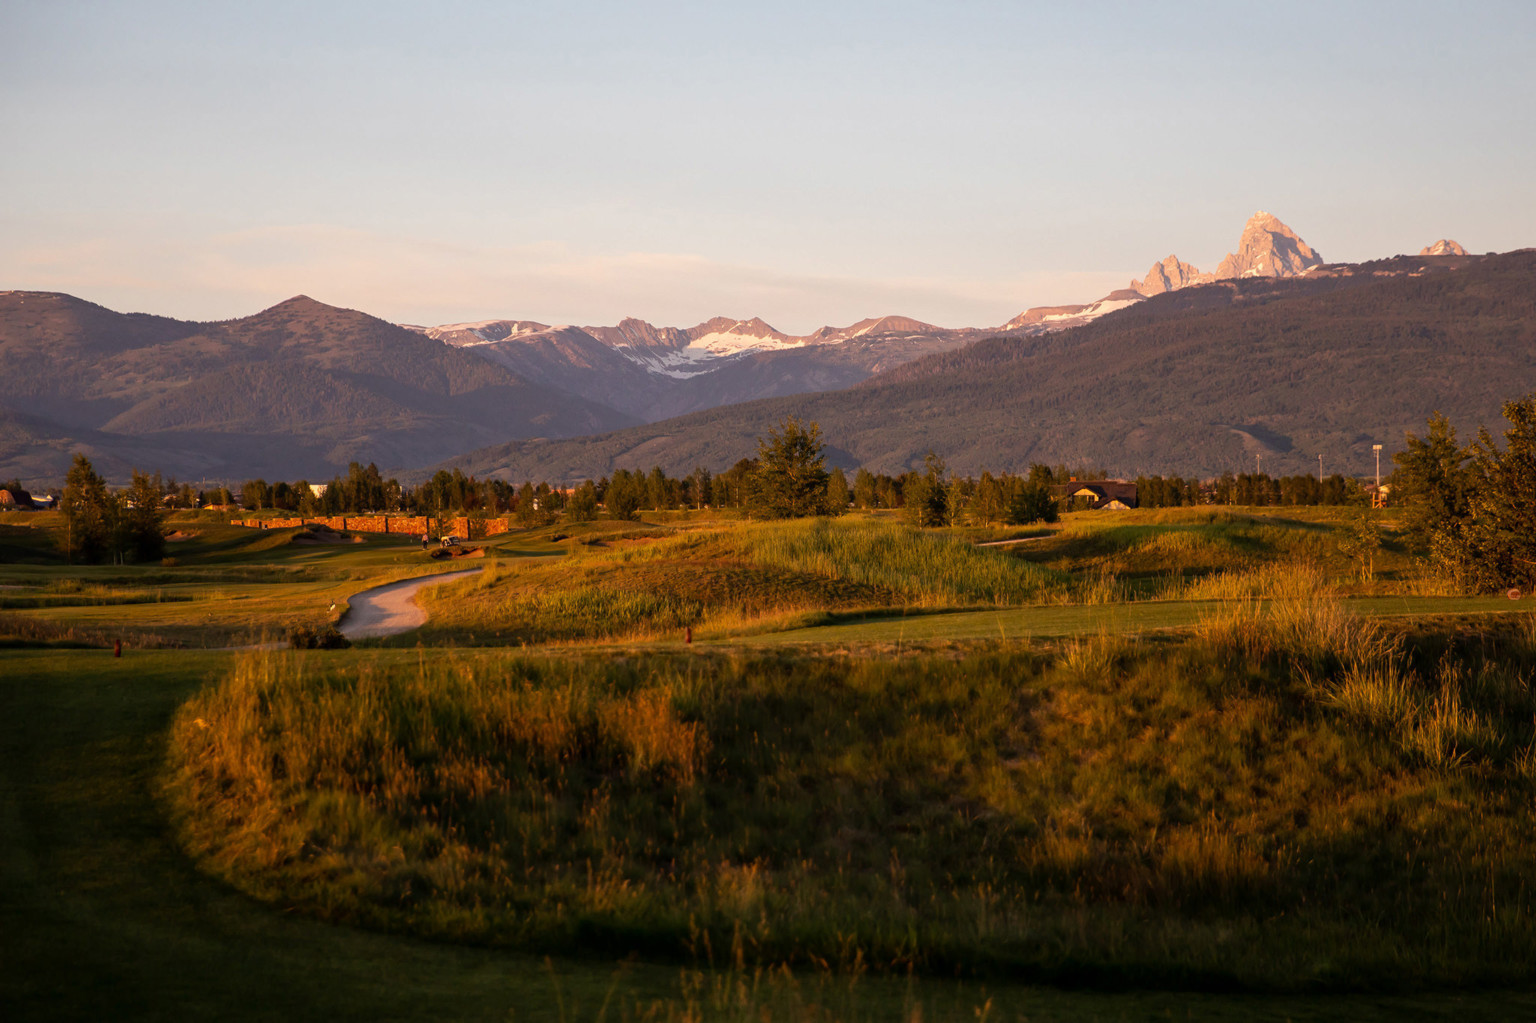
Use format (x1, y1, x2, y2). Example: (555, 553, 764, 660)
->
(1052, 479, 1139, 511)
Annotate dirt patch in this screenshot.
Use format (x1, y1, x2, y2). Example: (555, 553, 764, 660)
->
(165, 530, 200, 542)
(428, 546, 484, 560)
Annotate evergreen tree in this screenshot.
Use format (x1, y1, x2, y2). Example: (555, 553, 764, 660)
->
(903, 452, 948, 527)
(1464, 394, 1536, 589)
(566, 481, 599, 522)
(121, 470, 168, 562)
(1005, 480, 1058, 525)
(607, 469, 642, 521)
(1392, 411, 1473, 551)
(972, 471, 1004, 523)
(750, 417, 830, 518)
(646, 466, 669, 511)
(852, 468, 878, 509)
(514, 481, 550, 527)
(60, 453, 112, 563)
(825, 466, 850, 515)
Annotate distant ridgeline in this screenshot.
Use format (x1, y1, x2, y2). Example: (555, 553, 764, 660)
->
(442, 248, 1536, 483)
(0, 220, 1522, 487)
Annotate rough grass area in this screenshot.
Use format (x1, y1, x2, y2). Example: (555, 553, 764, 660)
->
(1016, 509, 1433, 601)
(166, 607, 1536, 990)
(743, 518, 1059, 606)
(415, 519, 1060, 645)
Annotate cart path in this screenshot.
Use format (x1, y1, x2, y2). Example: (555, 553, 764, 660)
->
(975, 535, 1049, 548)
(338, 568, 482, 639)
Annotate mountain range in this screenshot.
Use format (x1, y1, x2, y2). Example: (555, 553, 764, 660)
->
(0, 294, 634, 484)
(405, 313, 988, 422)
(0, 213, 1517, 487)
(443, 247, 1531, 483)
(405, 212, 1345, 424)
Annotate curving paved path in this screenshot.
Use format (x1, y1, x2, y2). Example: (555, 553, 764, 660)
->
(338, 568, 481, 639)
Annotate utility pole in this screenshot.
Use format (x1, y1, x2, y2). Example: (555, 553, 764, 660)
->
(1318, 453, 1323, 483)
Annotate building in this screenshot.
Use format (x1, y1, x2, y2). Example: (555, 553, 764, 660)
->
(0, 487, 36, 510)
(1054, 479, 1139, 511)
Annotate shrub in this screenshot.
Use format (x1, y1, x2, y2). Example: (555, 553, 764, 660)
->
(288, 624, 351, 650)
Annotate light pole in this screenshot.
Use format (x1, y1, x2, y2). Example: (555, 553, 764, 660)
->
(1373, 443, 1383, 508)
(1318, 453, 1323, 483)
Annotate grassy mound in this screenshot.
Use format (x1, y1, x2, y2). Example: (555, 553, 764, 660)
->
(415, 518, 1060, 644)
(166, 607, 1536, 989)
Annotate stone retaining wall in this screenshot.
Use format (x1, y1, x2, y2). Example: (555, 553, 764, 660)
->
(231, 515, 513, 538)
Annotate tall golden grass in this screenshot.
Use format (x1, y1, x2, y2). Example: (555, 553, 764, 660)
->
(743, 519, 1057, 606)
(164, 627, 1536, 986)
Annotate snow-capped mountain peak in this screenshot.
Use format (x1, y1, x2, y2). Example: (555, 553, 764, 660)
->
(413, 319, 551, 345)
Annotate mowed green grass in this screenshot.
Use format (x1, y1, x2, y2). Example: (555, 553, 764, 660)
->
(749, 595, 1533, 647)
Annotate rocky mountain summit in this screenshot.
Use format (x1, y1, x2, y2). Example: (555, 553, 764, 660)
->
(1420, 239, 1469, 256)
(1131, 212, 1324, 297)
(1214, 211, 1324, 279)
(1132, 255, 1207, 297)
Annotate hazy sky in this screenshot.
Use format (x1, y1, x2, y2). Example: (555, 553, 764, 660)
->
(3, 1, 1533, 332)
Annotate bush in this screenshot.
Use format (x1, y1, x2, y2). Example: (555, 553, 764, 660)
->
(288, 624, 351, 650)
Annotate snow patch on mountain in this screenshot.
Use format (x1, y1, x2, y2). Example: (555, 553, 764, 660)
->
(1040, 297, 1140, 322)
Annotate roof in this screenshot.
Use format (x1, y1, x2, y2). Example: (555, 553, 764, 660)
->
(1062, 480, 1139, 506)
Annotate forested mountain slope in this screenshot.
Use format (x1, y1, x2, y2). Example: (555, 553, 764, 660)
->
(442, 250, 1536, 482)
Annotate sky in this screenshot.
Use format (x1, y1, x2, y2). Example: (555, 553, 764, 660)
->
(3, 0, 1534, 334)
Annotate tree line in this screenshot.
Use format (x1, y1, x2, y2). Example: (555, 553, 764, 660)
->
(1135, 471, 1361, 508)
(55, 456, 168, 564)
(1391, 394, 1536, 591)
(53, 391, 1531, 569)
